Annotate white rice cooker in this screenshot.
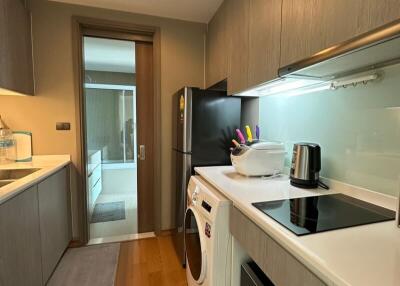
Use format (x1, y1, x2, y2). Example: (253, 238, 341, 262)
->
(230, 141, 286, 177)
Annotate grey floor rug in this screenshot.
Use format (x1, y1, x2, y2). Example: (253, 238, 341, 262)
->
(91, 201, 126, 223)
(48, 243, 120, 286)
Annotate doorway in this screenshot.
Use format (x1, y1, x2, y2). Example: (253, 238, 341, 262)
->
(84, 36, 138, 242)
(76, 22, 159, 244)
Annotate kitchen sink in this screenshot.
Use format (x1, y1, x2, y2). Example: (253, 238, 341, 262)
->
(0, 180, 13, 187)
(0, 168, 41, 180)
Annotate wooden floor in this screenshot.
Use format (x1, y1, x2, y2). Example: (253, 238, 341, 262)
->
(115, 235, 187, 286)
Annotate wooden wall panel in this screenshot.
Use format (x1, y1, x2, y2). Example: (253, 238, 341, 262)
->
(136, 42, 155, 233)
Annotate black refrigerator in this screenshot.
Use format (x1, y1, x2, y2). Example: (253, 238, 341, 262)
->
(171, 86, 241, 265)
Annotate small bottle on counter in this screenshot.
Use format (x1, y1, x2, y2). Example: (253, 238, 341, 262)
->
(0, 115, 16, 164)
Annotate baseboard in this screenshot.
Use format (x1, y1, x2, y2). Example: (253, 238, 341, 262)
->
(88, 232, 156, 245)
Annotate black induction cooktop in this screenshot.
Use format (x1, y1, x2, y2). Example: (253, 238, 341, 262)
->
(252, 194, 396, 236)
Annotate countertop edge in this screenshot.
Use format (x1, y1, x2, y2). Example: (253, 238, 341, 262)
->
(231, 202, 347, 286)
(0, 156, 71, 205)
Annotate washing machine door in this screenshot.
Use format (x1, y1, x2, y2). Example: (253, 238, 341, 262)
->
(185, 207, 207, 284)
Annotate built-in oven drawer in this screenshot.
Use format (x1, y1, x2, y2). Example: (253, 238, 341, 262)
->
(230, 207, 326, 286)
(241, 261, 274, 286)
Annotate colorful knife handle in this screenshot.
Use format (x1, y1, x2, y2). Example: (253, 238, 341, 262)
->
(256, 125, 260, 140)
(232, 139, 240, 147)
(245, 125, 253, 142)
(236, 129, 246, 144)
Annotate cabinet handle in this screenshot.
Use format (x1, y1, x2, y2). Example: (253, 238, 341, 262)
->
(138, 145, 146, 161)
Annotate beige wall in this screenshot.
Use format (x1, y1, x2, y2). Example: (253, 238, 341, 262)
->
(0, 0, 205, 238)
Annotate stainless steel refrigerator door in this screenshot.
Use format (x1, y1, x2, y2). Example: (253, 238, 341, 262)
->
(172, 150, 192, 266)
(175, 87, 192, 153)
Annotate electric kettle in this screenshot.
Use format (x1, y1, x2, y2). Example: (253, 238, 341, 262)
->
(290, 143, 329, 189)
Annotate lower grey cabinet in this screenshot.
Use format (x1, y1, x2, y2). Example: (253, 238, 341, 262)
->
(230, 207, 326, 286)
(0, 186, 43, 286)
(38, 167, 71, 283)
(0, 167, 71, 286)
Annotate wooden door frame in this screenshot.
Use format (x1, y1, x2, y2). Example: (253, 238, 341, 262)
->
(72, 16, 162, 244)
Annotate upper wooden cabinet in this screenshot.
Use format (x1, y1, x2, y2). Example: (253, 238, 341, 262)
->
(206, 1, 229, 88)
(226, 0, 249, 94)
(248, 0, 282, 88)
(207, 0, 400, 94)
(224, 0, 282, 95)
(0, 0, 34, 95)
(357, 0, 400, 34)
(280, 0, 400, 67)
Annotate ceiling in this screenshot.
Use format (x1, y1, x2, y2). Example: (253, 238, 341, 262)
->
(49, 0, 223, 23)
(84, 37, 135, 73)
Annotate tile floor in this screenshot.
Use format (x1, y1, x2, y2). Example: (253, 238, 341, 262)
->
(89, 165, 138, 242)
(90, 193, 138, 239)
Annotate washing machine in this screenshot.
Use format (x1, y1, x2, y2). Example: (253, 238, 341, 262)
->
(185, 175, 232, 286)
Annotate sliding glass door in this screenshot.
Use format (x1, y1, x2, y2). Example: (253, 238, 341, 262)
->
(83, 36, 141, 242)
(84, 84, 137, 165)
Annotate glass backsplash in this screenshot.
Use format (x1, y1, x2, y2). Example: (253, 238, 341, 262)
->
(259, 64, 400, 197)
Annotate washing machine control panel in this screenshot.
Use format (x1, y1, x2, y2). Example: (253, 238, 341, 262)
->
(201, 200, 212, 213)
(188, 176, 226, 221)
(192, 189, 199, 204)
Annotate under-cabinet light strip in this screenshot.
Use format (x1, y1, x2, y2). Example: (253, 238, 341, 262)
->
(235, 71, 380, 97)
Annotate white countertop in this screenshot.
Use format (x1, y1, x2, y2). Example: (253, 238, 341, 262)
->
(0, 155, 71, 204)
(195, 166, 400, 286)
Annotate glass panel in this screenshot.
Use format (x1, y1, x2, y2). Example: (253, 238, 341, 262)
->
(259, 63, 400, 197)
(122, 90, 137, 163)
(84, 88, 136, 164)
(185, 208, 203, 281)
(85, 88, 123, 162)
